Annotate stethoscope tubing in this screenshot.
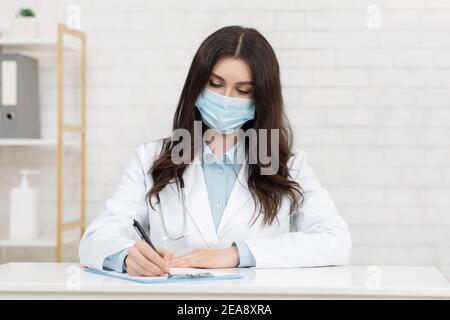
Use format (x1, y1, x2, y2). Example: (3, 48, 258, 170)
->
(159, 176, 189, 241)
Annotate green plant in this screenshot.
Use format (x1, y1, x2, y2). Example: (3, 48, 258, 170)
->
(16, 8, 36, 17)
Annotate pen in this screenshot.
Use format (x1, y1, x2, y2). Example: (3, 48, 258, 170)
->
(132, 219, 171, 276)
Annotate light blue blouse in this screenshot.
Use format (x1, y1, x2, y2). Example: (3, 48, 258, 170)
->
(103, 141, 256, 272)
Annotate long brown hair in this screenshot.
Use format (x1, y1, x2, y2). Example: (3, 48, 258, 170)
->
(148, 26, 303, 226)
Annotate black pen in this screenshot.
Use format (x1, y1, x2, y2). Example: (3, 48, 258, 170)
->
(132, 219, 171, 276)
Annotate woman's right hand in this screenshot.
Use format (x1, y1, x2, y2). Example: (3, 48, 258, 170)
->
(125, 240, 174, 276)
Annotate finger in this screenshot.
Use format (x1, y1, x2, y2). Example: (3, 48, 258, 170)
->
(127, 259, 147, 276)
(132, 257, 166, 277)
(129, 246, 165, 275)
(171, 253, 198, 265)
(126, 260, 139, 276)
(174, 257, 202, 267)
(132, 249, 166, 276)
(129, 245, 165, 275)
(126, 247, 139, 269)
(187, 259, 207, 268)
(168, 259, 178, 267)
(168, 255, 186, 266)
(170, 249, 205, 266)
(173, 250, 199, 261)
(169, 258, 182, 266)
(172, 259, 192, 268)
(159, 249, 175, 261)
(158, 248, 174, 255)
(136, 241, 169, 273)
(167, 252, 175, 261)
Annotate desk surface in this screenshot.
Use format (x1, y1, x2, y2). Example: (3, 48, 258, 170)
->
(0, 263, 449, 299)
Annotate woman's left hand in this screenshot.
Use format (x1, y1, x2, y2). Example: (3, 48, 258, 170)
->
(169, 247, 239, 268)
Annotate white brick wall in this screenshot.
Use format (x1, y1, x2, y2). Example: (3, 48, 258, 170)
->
(0, 0, 449, 279)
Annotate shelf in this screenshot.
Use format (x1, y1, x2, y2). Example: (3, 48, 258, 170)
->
(0, 238, 77, 248)
(0, 36, 78, 50)
(0, 139, 58, 146)
(0, 37, 57, 45)
(0, 238, 56, 248)
(0, 139, 78, 147)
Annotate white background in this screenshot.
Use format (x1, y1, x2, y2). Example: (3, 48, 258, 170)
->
(0, 0, 449, 279)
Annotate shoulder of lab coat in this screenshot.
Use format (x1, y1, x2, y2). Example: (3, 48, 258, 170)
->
(245, 149, 352, 268)
(79, 139, 165, 270)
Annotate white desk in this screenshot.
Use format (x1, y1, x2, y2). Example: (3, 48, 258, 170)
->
(0, 263, 448, 299)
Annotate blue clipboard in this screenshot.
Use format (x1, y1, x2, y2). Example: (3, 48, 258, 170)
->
(84, 267, 242, 284)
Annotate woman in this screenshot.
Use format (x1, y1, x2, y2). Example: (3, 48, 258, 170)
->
(79, 26, 351, 276)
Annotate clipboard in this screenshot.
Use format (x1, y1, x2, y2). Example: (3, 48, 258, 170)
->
(84, 267, 242, 284)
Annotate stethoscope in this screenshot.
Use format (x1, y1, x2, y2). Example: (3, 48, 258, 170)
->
(157, 144, 241, 241)
(158, 175, 189, 241)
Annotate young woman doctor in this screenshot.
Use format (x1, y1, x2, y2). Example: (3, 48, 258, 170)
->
(79, 26, 352, 276)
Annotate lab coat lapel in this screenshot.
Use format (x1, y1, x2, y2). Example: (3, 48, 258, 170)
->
(181, 158, 219, 247)
(217, 160, 253, 235)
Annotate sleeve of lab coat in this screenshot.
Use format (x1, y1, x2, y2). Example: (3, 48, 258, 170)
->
(79, 144, 154, 270)
(244, 150, 352, 268)
(103, 248, 128, 272)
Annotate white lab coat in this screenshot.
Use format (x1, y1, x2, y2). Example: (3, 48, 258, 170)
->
(79, 140, 352, 270)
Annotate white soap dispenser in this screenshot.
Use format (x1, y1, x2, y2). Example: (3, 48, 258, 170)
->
(9, 169, 40, 239)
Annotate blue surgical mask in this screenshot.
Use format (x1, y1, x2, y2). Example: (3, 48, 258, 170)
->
(195, 89, 256, 133)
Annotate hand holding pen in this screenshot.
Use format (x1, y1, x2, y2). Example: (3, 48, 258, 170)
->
(124, 219, 174, 277)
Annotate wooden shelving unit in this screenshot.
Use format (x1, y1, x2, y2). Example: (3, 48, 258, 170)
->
(0, 238, 57, 248)
(0, 139, 78, 146)
(0, 36, 78, 50)
(0, 23, 87, 262)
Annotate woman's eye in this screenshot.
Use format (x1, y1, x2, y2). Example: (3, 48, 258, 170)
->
(237, 89, 250, 95)
(209, 81, 222, 88)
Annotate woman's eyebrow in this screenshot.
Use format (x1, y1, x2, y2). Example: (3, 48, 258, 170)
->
(236, 81, 254, 85)
(210, 72, 254, 85)
(210, 72, 225, 81)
